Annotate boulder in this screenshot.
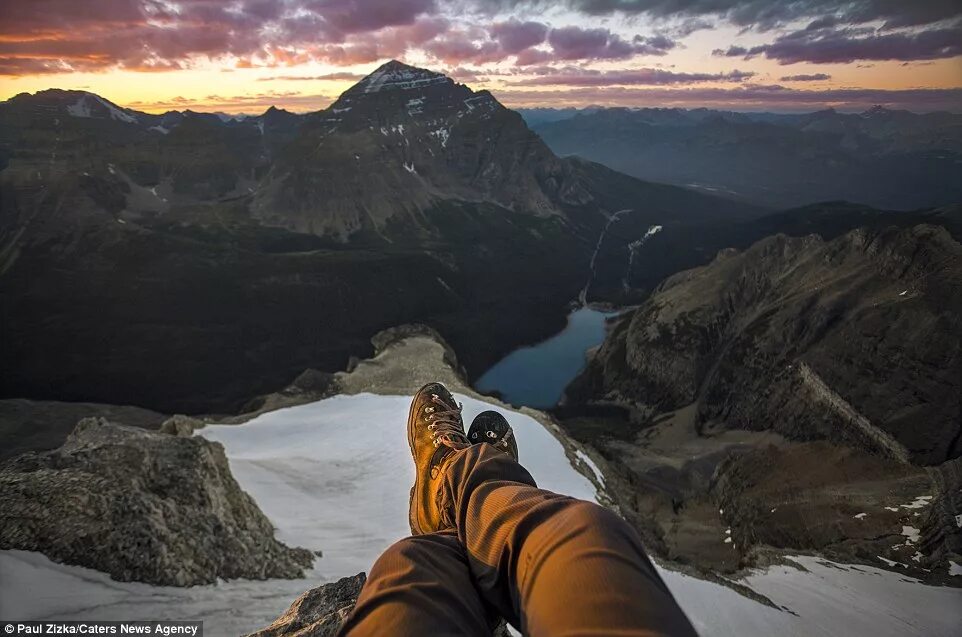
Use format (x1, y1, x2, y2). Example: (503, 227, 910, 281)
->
(159, 414, 203, 437)
(0, 417, 314, 586)
(247, 573, 366, 637)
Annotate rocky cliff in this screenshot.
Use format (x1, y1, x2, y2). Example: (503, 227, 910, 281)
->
(569, 224, 962, 465)
(561, 224, 962, 580)
(0, 417, 314, 585)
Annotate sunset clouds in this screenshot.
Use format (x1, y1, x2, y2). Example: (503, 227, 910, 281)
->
(0, 0, 960, 112)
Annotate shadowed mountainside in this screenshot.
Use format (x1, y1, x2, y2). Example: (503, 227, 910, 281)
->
(0, 62, 759, 413)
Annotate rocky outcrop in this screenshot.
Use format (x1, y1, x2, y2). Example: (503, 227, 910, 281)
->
(561, 224, 962, 579)
(248, 572, 511, 637)
(0, 417, 314, 586)
(709, 442, 958, 579)
(158, 414, 204, 437)
(247, 573, 366, 637)
(919, 457, 962, 575)
(569, 225, 962, 466)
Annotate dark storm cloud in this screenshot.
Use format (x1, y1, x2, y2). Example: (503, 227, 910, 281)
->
(509, 1, 962, 30)
(489, 19, 549, 53)
(779, 73, 832, 81)
(0, 0, 440, 75)
(714, 21, 962, 64)
(509, 67, 755, 85)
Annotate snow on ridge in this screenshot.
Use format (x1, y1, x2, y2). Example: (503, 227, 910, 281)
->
(574, 449, 605, 486)
(66, 97, 91, 118)
(361, 67, 449, 94)
(66, 94, 138, 124)
(93, 94, 137, 123)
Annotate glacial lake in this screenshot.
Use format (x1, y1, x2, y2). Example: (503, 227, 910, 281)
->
(475, 307, 619, 408)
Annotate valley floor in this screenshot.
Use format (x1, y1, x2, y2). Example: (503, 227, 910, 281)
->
(2, 392, 959, 636)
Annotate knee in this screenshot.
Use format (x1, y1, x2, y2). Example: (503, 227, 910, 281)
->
(370, 533, 460, 575)
(374, 534, 431, 562)
(561, 500, 632, 538)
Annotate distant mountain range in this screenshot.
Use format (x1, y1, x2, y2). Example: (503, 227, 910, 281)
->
(0, 61, 759, 411)
(522, 106, 962, 210)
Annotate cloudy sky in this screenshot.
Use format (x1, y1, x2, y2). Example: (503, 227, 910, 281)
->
(1, 0, 960, 113)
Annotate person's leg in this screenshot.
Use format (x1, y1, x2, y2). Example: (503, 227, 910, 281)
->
(441, 444, 698, 637)
(338, 529, 496, 637)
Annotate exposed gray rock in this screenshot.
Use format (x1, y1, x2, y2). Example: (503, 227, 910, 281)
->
(562, 225, 962, 579)
(919, 457, 962, 578)
(569, 225, 962, 465)
(159, 414, 203, 437)
(247, 573, 366, 637)
(0, 417, 314, 586)
(370, 323, 464, 377)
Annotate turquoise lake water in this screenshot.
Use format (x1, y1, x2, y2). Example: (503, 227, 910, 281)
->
(474, 307, 618, 408)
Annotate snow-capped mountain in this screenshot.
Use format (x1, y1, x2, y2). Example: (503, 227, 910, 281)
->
(0, 61, 759, 413)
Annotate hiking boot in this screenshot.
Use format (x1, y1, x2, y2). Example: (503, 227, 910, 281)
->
(407, 382, 469, 535)
(468, 410, 519, 462)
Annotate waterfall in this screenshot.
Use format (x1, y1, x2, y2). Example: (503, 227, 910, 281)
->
(622, 225, 663, 293)
(579, 209, 631, 306)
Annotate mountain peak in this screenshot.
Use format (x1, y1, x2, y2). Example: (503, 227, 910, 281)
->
(351, 59, 451, 95)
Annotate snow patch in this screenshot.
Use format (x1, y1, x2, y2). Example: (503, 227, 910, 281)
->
(429, 127, 450, 148)
(406, 97, 425, 114)
(887, 496, 933, 512)
(403, 162, 417, 174)
(854, 513, 868, 520)
(66, 97, 91, 118)
(66, 94, 138, 124)
(877, 556, 905, 568)
(902, 526, 921, 544)
(149, 125, 169, 135)
(573, 449, 605, 486)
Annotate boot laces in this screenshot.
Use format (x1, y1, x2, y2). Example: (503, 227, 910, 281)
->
(425, 394, 467, 449)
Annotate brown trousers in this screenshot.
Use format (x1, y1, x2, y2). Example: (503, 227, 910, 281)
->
(339, 444, 697, 636)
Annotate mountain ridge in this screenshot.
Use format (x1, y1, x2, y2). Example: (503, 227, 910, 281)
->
(0, 60, 761, 412)
(529, 105, 962, 210)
